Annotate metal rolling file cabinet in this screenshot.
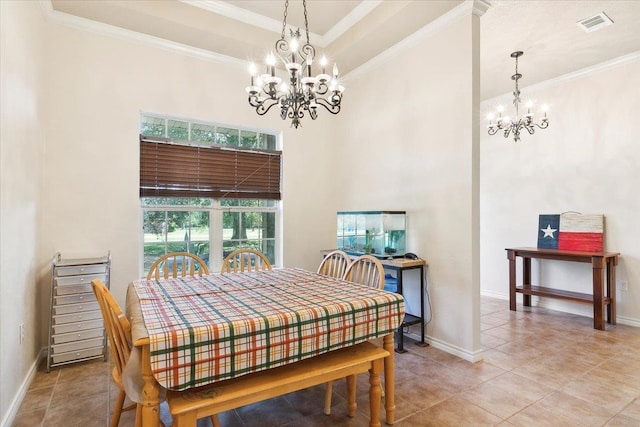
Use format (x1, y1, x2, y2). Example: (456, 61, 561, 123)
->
(47, 252, 111, 372)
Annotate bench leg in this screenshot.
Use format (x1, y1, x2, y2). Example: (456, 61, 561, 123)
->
(347, 375, 357, 417)
(369, 359, 383, 427)
(172, 412, 197, 427)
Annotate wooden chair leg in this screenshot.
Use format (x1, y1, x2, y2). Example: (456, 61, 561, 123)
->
(211, 414, 220, 427)
(134, 404, 142, 427)
(324, 381, 333, 415)
(369, 361, 383, 427)
(111, 389, 126, 427)
(346, 375, 357, 417)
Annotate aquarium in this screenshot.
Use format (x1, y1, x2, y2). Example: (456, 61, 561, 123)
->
(337, 211, 406, 258)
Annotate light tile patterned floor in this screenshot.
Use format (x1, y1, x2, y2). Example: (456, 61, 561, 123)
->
(13, 296, 640, 426)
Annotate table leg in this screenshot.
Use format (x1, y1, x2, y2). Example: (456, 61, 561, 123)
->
(140, 343, 161, 427)
(592, 256, 605, 330)
(607, 257, 617, 325)
(369, 359, 383, 427)
(508, 250, 516, 311)
(523, 257, 531, 307)
(383, 334, 395, 425)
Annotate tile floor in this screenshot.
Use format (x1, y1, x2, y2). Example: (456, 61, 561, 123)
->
(13, 296, 640, 427)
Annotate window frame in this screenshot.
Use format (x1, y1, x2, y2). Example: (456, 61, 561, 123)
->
(139, 112, 282, 277)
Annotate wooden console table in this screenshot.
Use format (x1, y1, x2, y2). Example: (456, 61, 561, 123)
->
(506, 247, 619, 330)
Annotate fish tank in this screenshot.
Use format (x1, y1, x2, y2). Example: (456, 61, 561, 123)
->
(337, 211, 406, 258)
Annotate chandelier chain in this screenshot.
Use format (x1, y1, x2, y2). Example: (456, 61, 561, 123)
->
(281, 0, 289, 40)
(303, 0, 310, 44)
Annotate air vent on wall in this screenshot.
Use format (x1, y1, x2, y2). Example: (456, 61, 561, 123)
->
(576, 11, 614, 33)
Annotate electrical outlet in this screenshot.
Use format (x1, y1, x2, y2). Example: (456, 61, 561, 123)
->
(620, 280, 629, 292)
(19, 323, 24, 344)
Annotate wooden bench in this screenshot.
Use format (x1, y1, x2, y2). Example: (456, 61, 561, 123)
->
(167, 341, 390, 427)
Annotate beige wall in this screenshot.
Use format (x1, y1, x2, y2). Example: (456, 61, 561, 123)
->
(334, 13, 482, 357)
(480, 58, 640, 325)
(0, 0, 46, 422)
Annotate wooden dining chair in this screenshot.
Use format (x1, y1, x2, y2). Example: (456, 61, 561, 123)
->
(146, 252, 209, 280)
(325, 254, 386, 415)
(91, 279, 139, 427)
(317, 250, 350, 279)
(220, 248, 272, 273)
(342, 254, 386, 290)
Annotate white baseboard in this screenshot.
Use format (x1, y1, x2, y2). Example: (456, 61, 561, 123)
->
(0, 348, 47, 427)
(404, 331, 484, 363)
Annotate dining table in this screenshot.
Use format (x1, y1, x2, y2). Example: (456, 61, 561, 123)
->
(124, 267, 406, 427)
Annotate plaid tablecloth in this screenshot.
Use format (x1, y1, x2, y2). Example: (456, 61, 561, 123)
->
(131, 268, 405, 391)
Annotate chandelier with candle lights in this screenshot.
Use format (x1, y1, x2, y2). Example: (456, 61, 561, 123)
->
(487, 51, 549, 142)
(245, 0, 343, 128)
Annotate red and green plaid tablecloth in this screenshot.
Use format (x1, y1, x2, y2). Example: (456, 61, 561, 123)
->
(131, 268, 405, 390)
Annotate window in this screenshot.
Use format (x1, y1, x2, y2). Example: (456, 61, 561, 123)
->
(140, 113, 281, 275)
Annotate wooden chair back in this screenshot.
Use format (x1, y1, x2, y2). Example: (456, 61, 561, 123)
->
(146, 252, 209, 280)
(317, 250, 350, 279)
(221, 248, 272, 273)
(91, 279, 131, 382)
(343, 254, 385, 290)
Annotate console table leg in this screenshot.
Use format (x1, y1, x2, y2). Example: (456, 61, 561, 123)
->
(607, 258, 617, 325)
(508, 250, 516, 311)
(523, 257, 532, 307)
(592, 256, 605, 330)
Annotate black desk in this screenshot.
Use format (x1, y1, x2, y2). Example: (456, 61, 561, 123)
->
(379, 257, 428, 352)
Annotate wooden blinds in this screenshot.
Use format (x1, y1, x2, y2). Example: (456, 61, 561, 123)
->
(140, 136, 281, 200)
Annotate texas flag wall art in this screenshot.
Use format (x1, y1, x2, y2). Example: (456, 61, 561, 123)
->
(537, 213, 605, 252)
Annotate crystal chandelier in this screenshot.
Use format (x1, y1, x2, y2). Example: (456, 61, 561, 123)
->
(245, 0, 343, 128)
(487, 51, 549, 142)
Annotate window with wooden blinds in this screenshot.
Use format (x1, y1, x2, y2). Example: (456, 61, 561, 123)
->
(140, 136, 281, 200)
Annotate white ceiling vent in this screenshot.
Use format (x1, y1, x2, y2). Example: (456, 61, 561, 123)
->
(576, 12, 614, 33)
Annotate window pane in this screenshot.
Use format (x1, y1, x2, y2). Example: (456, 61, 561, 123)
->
(191, 123, 216, 143)
(220, 199, 275, 208)
(143, 211, 167, 272)
(262, 239, 275, 264)
(240, 130, 259, 148)
(141, 197, 212, 207)
(189, 211, 210, 266)
(223, 211, 241, 242)
(165, 211, 189, 254)
(263, 133, 277, 150)
(140, 115, 165, 137)
(168, 120, 189, 140)
(216, 127, 239, 146)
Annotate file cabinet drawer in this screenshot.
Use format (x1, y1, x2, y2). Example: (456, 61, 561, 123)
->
(55, 264, 107, 277)
(53, 302, 100, 315)
(53, 310, 102, 325)
(55, 284, 93, 296)
(55, 292, 96, 306)
(55, 273, 107, 287)
(53, 319, 103, 335)
(51, 347, 104, 365)
(52, 328, 104, 345)
(51, 337, 104, 354)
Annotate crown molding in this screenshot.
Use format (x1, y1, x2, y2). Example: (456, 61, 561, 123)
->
(39, 0, 245, 68)
(322, 1, 383, 46)
(472, 0, 491, 17)
(344, 0, 476, 82)
(485, 50, 640, 103)
(180, 0, 382, 48)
